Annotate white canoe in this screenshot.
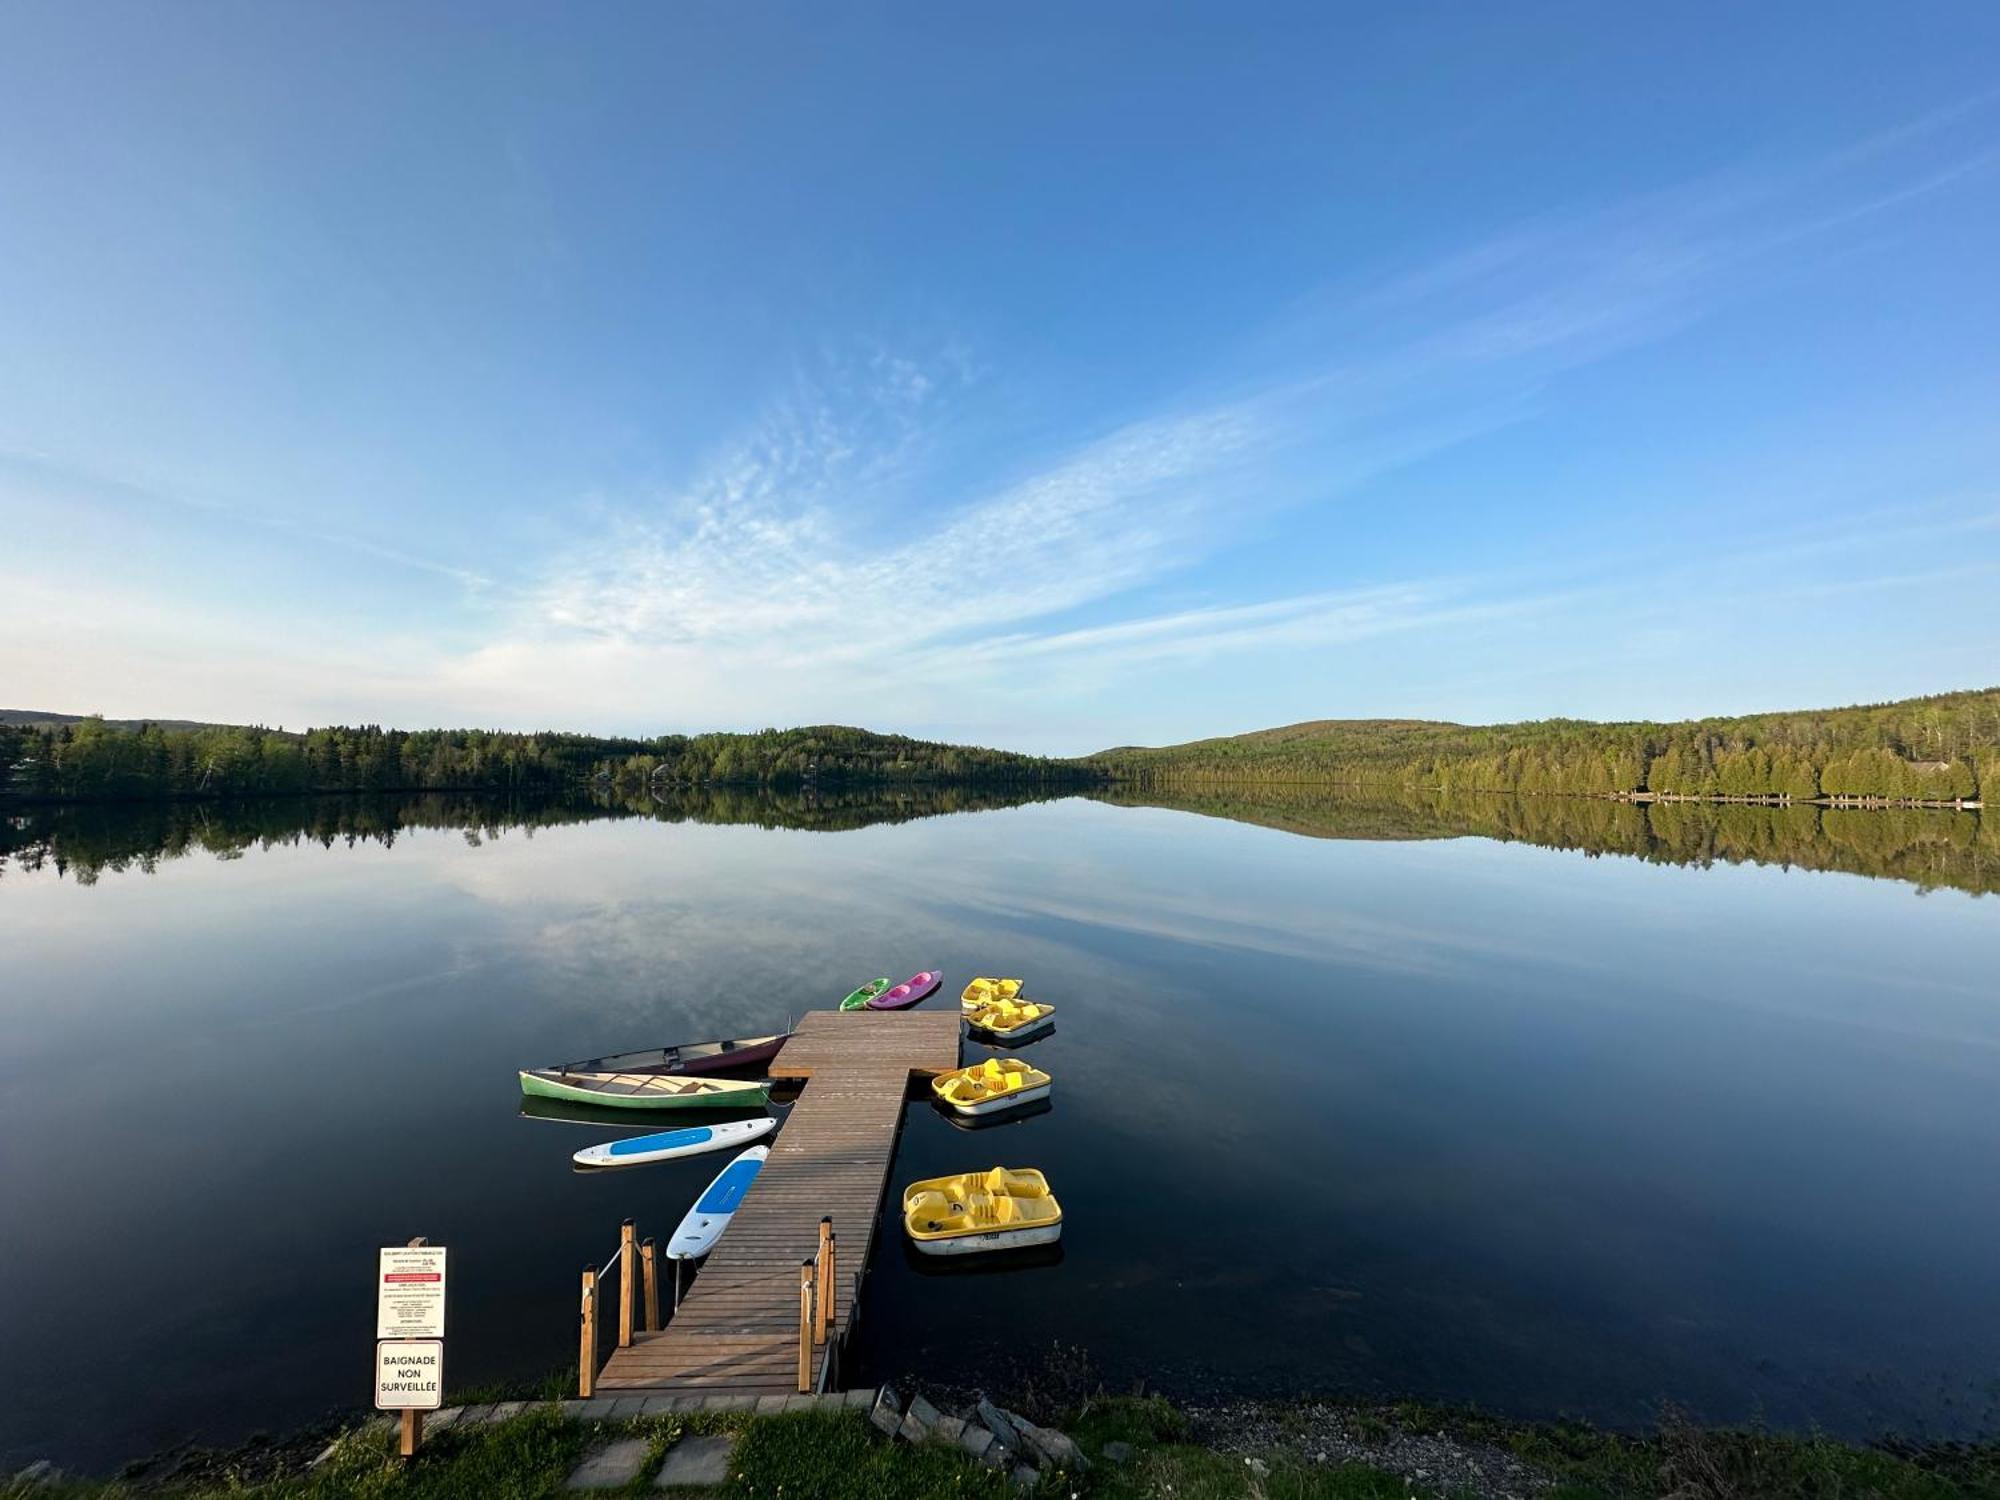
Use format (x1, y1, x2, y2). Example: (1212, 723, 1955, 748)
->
(666, 1145, 770, 1260)
(572, 1117, 775, 1169)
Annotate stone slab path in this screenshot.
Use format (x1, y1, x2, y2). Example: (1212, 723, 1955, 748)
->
(653, 1433, 737, 1489)
(566, 1436, 651, 1490)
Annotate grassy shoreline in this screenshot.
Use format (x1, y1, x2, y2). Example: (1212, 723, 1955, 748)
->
(22, 1393, 1999, 1498)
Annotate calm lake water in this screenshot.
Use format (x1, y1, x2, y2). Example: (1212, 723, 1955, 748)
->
(2, 790, 1997, 1471)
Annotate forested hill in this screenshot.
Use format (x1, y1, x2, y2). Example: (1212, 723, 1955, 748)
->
(0, 718, 1095, 802)
(0, 708, 231, 732)
(14, 687, 1999, 806)
(1087, 688, 2000, 805)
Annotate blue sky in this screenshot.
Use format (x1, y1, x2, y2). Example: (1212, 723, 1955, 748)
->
(3, 3, 1998, 754)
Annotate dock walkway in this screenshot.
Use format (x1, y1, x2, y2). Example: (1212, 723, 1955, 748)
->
(595, 1008, 960, 1396)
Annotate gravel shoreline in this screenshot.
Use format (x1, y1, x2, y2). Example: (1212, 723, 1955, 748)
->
(1185, 1399, 1558, 1499)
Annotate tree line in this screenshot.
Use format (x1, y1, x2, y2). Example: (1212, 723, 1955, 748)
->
(0, 718, 1099, 803)
(1089, 687, 2000, 806)
(587, 725, 1094, 793)
(11, 686, 1995, 808)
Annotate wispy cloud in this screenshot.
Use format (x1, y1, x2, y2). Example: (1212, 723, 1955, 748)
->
(529, 371, 1273, 654)
(930, 582, 1567, 675)
(488, 100, 2000, 721)
(7, 97, 1997, 742)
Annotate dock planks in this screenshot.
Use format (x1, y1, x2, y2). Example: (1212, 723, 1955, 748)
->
(595, 1008, 961, 1395)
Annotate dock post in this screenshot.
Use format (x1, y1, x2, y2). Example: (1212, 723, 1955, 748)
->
(814, 1217, 833, 1347)
(820, 1230, 838, 1386)
(641, 1238, 660, 1332)
(797, 1258, 814, 1393)
(618, 1220, 636, 1349)
(578, 1268, 598, 1398)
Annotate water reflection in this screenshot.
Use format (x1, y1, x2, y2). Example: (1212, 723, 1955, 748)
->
(1, 788, 1996, 1476)
(933, 1096, 1056, 1132)
(5, 781, 1991, 896)
(1098, 784, 2000, 897)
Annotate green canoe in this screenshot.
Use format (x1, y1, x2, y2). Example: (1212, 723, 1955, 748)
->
(516, 1069, 770, 1111)
(839, 977, 892, 1011)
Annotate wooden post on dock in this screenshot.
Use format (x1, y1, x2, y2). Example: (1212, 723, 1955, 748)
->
(814, 1218, 833, 1348)
(578, 1268, 598, 1398)
(618, 1221, 636, 1349)
(796, 1258, 814, 1393)
(641, 1238, 660, 1333)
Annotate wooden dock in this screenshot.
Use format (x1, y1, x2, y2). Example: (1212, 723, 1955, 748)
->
(594, 1008, 961, 1396)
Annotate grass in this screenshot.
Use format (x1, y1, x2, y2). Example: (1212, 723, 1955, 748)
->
(292, 1407, 590, 1498)
(718, 1411, 1019, 1498)
(1064, 1396, 2000, 1500)
(20, 1396, 2000, 1500)
(1517, 1417, 2000, 1499)
(24, 1408, 1024, 1500)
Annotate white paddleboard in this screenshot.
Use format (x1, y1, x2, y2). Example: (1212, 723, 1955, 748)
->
(572, 1116, 775, 1169)
(666, 1145, 770, 1260)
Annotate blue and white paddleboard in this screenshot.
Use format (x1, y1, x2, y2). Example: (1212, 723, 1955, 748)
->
(572, 1116, 774, 1170)
(666, 1145, 770, 1259)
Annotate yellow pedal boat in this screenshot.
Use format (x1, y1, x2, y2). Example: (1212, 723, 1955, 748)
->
(964, 996, 1055, 1042)
(930, 1057, 1053, 1117)
(903, 1167, 1062, 1256)
(960, 976, 1024, 1012)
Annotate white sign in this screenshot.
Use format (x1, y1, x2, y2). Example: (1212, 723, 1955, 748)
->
(375, 1340, 443, 1410)
(376, 1246, 448, 1339)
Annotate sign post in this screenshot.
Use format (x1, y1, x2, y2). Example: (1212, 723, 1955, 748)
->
(376, 1238, 446, 1457)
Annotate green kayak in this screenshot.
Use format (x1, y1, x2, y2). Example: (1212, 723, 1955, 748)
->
(840, 977, 892, 1010)
(517, 1069, 770, 1110)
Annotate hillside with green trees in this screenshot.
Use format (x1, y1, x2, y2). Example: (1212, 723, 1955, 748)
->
(12, 687, 1999, 809)
(1090, 687, 2000, 806)
(0, 717, 1094, 803)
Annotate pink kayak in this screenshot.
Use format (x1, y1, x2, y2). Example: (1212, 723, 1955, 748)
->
(867, 971, 943, 1010)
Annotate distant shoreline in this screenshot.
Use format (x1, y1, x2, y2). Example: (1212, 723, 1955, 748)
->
(2, 778, 1984, 812)
(1100, 775, 1985, 812)
(3, 780, 1984, 816)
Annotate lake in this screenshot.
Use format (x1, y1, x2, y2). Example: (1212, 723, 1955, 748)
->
(2, 789, 1996, 1473)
